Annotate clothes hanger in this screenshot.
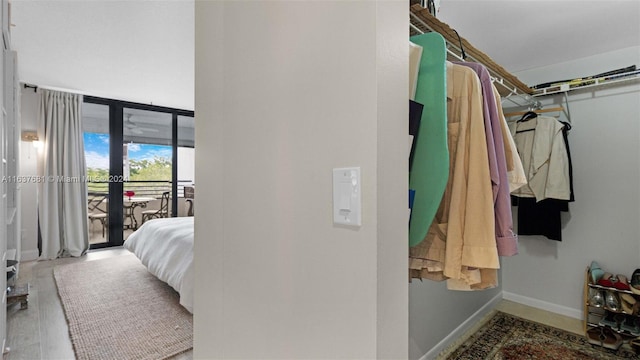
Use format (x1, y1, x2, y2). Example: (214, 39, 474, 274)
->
(518, 111, 538, 122)
(452, 28, 466, 60)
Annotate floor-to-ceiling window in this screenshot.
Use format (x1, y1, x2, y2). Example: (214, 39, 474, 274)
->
(83, 97, 194, 248)
(83, 103, 112, 246)
(177, 115, 195, 215)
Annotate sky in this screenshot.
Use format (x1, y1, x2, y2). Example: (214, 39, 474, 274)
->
(84, 132, 172, 169)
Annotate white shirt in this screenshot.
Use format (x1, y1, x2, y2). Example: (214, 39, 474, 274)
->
(509, 115, 571, 201)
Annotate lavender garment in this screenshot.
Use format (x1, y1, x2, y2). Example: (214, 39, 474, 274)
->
(454, 62, 517, 256)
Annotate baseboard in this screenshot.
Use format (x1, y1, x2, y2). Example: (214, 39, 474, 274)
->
(419, 292, 503, 360)
(502, 291, 583, 320)
(21, 249, 39, 262)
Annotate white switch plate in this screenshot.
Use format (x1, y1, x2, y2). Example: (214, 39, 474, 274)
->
(333, 167, 361, 226)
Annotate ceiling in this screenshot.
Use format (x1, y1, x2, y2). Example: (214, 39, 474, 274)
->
(8, 1, 640, 110)
(435, 1, 640, 73)
(10, 0, 194, 110)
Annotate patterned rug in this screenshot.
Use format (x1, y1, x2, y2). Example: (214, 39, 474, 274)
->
(54, 254, 193, 360)
(446, 312, 638, 359)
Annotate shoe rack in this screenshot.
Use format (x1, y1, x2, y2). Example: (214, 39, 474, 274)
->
(584, 266, 640, 352)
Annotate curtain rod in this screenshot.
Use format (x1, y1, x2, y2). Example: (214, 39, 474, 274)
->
(21, 82, 87, 96)
(19, 82, 194, 113)
(23, 83, 38, 92)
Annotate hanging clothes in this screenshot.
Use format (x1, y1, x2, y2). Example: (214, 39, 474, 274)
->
(492, 84, 527, 193)
(408, 100, 423, 227)
(408, 33, 449, 248)
(410, 62, 499, 290)
(455, 62, 517, 257)
(409, 100, 424, 171)
(559, 121, 575, 203)
(512, 197, 565, 240)
(509, 115, 573, 241)
(409, 42, 423, 101)
(509, 115, 571, 202)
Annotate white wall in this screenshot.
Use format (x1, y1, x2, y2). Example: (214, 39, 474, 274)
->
(193, 1, 407, 358)
(409, 278, 501, 359)
(502, 46, 640, 317)
(18, 89, 39, 261)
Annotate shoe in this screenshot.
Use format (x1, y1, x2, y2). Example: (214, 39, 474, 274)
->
(600, 327, 623, 350)
(621, 316, 640, 336)
(590, 261, 605, 284)
(631, 269, 640, 295)
(600, 312, 619, 329)
(587, 327, 605, 346)
(589, 289, 604, 307)
(598, 273, 617, 288)
(620, 294, 636, 315)
(621, 293, 637, 314)
(606, 291, 621, 312)
(622, 293, 637, 304)
(615, 274, 631, 291)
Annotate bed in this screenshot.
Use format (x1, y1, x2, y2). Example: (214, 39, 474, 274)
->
(124, 217, 194, 313)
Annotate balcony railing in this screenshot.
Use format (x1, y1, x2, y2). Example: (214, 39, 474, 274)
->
(87, 179, 194, 199)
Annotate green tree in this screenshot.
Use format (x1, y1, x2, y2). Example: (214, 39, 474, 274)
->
(129, 156, 171, 181)
(87, 167, 109, 193)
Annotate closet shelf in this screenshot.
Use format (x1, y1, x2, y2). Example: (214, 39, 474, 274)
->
(588, 282, 636, 295)
(532, 70, 640, 97)
(409, 4, 534, 102)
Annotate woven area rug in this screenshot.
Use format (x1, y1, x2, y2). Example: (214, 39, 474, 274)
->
(54, 254, 193, 360)
(445, 312, 638, 359)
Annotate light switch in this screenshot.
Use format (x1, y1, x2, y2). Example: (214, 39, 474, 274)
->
(333, 167, 361, 226)
(338, 182, 352, 211)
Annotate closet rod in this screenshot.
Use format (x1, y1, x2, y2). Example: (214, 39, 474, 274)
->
(409, 11, 538, 109)
(409, 13, 540, 108)
(503, 107, 564, 118)
(410, 18, 462, 63)
(502, 94, 541, 109)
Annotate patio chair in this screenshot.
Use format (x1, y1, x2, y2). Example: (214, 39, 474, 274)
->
(88, 194, 108, 237)
(141, 191, 170, 224)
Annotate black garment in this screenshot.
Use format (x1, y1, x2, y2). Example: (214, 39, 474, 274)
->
(512, 121, 574, 240)
(409, 100, 424, 171)
(513, 197, 563, 241)
(561, 121, 575, 202)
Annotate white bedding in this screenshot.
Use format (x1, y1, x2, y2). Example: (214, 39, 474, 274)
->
(124, 217, 194, 313)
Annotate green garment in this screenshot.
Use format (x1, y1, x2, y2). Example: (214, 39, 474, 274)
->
(408, 33, 449, 247)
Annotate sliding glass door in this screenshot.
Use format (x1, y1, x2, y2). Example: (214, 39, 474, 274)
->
(122, 108, 172, 241)
(177, 115, 195, 216)
(82, 97, 194, 249)
(83, 103, 111, 246)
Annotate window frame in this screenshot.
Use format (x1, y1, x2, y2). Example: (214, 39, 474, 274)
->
(84, 96, 194, 248)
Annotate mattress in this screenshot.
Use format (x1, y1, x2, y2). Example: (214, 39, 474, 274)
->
(124, 217, 194, 313)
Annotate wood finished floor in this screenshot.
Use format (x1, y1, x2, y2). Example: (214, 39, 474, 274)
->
(4, 247, 192, 360)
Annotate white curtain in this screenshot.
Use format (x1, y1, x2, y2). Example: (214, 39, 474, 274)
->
(38, 90, 88, 259)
